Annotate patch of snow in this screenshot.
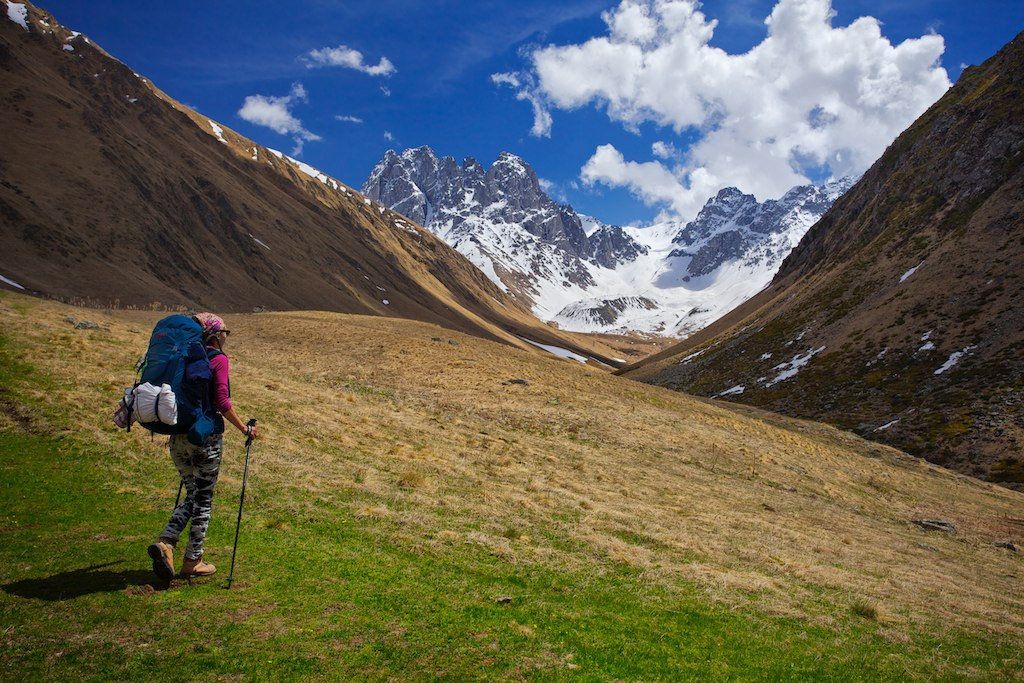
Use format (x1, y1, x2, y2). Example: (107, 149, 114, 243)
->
(126, 96, 138, 104)
(0, 274, 25, 290)
(899, 262, 923, 283)
(765, 346, 825, 387)
(921, 330, 932, 341)
(209, 120, 227, 143)
(934, 346, 976, 375)
(284, 154, 341, 189)
(716, 385, 745, 397)
(248, 234, 270, 251)
(62, 44, 74, 52)
(381, 299, 390, 305)
(677, 348, 707, 365)
(251, 147, 258, 161)
(6, 2, 29, 31)
(516, 336, 589, 364)
(759, 352, 772, 360)
(267, 148, 284, 159)
(918, 341, 935, 352)
(875, 419, 900, 432)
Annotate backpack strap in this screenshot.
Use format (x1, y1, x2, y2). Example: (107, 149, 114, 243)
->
(205, 347, 230, 398)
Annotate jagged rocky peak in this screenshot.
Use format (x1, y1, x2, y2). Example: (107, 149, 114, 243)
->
(668, 177, 858, 279)
(587, 223, 649, 269)
(673, 188, 758, 246)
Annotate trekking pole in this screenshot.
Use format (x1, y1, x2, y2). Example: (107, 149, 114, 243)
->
(174, 479, 184, 508)
(227, 418, 257, 589)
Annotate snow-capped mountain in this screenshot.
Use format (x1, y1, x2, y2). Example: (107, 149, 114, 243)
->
(364, 146, 853, 336)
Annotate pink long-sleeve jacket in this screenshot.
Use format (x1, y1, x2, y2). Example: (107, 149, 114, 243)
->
(207, 348, 233, 417)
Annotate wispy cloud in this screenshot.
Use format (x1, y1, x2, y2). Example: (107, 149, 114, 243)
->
(302, 45, 396, 76)
(335, 114, 364, 124)
(383, 130, 394, 141)
(237, 82, 321, 156)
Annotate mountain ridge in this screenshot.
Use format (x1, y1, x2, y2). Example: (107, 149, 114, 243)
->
(364, 146, 854, 336)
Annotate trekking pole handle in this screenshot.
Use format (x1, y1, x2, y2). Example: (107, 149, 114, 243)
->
(245, 418, 257, 443)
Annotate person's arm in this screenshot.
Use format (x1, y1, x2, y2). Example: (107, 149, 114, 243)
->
(210, 354, 258, 438)
(222, 405, 256, 438)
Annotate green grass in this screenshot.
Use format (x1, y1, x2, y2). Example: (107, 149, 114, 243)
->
(0, 336, 1022, 680)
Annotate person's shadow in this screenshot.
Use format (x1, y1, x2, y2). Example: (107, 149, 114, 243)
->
(2, 561, 165, 601)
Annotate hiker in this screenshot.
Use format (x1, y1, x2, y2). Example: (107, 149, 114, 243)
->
(147, 313, 258, 579)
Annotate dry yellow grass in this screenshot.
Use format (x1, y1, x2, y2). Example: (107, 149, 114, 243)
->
(4, 293, 1023, 638)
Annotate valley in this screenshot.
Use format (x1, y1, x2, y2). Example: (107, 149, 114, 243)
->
(1, 292, 1022, 678)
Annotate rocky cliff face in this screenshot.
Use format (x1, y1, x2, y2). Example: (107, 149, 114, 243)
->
(365, 147, 849, 336)
(625, 30, 1024, 486)
(363, 147, 651, 299)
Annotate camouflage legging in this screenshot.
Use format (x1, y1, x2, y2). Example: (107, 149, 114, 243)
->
(160, 434, 223, 560)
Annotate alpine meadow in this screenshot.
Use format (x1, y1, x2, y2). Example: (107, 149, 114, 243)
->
(1, 1, 1022, 681)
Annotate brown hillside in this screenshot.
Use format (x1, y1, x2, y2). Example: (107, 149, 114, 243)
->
(0, 2, 618, 365)
(624, 31, 1024, 486)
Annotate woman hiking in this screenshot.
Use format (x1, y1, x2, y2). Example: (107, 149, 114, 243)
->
(147, 313, 258, 580)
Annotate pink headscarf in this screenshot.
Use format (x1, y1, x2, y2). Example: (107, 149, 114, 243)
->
(194, 312, 228, 339)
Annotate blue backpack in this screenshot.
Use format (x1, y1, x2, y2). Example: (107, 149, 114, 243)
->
(137, 314, 219, 445)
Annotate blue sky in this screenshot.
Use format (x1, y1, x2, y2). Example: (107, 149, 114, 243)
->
(42, 0, 1024, 225)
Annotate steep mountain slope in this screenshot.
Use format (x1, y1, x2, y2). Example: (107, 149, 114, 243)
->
(0, 1, 618, 364)
(364, 147, 851, 336)
(625, 31, 1024, 485)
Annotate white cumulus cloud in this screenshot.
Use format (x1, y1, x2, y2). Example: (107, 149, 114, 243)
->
(651, 140, 678, 159)
(496, 0, 951, 219)
(237, 82, 321, 156)
(303, 45, 396, 76)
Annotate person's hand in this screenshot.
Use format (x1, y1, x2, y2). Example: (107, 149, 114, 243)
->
(245, 424, 259, 439)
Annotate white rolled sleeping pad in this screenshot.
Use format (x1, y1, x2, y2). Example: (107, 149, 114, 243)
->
(132, 382, 178, 425)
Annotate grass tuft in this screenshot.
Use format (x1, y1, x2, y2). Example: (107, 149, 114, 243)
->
(851, 599, 880, 621)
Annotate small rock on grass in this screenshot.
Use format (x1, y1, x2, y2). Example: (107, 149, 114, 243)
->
(495, 595, 513, 604)
(993, 540, 1018, 552)
(503, 378, 529, 386)
(74, 320, 100, 330)
(912, 519, 956, 533)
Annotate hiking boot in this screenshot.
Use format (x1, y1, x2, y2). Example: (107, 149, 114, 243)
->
(147, 539, 175, 581)
(181, 557, 216, 577)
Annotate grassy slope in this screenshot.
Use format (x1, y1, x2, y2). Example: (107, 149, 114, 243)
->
(1, 293, 1022, 680)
